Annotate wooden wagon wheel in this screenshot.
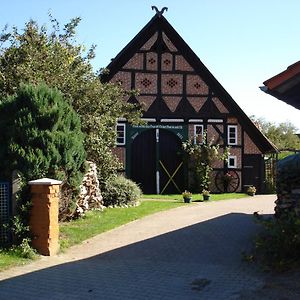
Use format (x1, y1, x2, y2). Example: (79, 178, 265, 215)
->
(215, 170, 240, 193)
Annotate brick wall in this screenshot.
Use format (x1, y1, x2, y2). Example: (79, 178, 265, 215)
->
(141, 33, 158, 50)
(186, 75, 209, 95)
(136, 96, 156, 111)
(135, 73, 158, 94)
(212, 97, 229, 113)
(163, 96, 182, 112)
(161, 53, 173, 71)
(229, 148, 242, 168)
(175, 55, 194, 71)
(146, 52, 158, 71)
(162, 32, 177, 51)
(161, 74, 183, 94)
(110, 71, 132, 91)
(123, 53, 144, 70)
(187, 97, 206, 112)
(244, 132, 262, 154)
(29, 179, 61, 256)
(112, 147, 126, 168)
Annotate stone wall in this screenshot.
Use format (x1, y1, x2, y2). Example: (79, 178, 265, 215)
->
(75, 161, 104, 218)
(275, 154, 300, 217)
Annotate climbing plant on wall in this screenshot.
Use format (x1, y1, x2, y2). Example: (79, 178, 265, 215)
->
(182, 132, 229, 192)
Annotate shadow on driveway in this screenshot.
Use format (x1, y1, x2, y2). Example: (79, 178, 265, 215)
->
(0, 212, 269, 300)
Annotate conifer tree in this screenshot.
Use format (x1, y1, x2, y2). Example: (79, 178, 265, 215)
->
(0, 83, 86, 218)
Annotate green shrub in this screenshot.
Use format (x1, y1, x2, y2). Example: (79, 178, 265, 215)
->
(0, 83, 86, 238)
(102, 176, 142, 207)
(253, 212, 300, 270)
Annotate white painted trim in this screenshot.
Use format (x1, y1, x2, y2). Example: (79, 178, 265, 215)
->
(141, 118, 156, 122)
(116, 123, 126, 146)
(194, 124, 204, 144)
(156, 128, 159, 143)
(156, 171, 160, 194)
(29, 178, 62, 185)
(228, 155, 237, 168)
(160, 118, 184, 123)
(228, 125, 238, 145)
(188, 119, 203, 123)
(208, 119, 223, 123)
(117, 117, 127, 122)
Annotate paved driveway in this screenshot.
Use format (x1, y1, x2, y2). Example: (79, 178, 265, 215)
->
(0, 195, 276, 299)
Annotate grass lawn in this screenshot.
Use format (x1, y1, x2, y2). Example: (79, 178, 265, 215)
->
(0, 249, 35, 271)
(142, 192, 248, 201)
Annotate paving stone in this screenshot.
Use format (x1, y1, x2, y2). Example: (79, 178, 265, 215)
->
(0, 195, 276, 299)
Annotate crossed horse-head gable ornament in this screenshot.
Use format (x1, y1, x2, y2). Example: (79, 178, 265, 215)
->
(151, 6, 168, 17)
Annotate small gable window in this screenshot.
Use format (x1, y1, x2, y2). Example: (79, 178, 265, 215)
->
(228, 155, 237, 168)
(228, 125, 237, 145)
(194, 124, 204, 144)
(116, 123, 126, 146)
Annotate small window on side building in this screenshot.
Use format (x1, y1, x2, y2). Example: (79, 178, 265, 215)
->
(228, 155, 237, 168)
(228, 125, 237, 145)
(116, 123, 126, 146)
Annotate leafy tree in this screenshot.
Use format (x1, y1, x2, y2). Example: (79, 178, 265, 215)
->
(0, 83, 86, 235)
(251, 116, 300, 150)
(0, 15, 141, 185)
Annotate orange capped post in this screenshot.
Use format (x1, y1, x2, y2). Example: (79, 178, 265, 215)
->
(28, 178, 62, 256)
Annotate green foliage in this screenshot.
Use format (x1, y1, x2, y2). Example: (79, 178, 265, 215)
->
(13, 238, 37, 259)
(0, 83, 85, 181)
(102, 176, 142, 207)
(182, 132, 229, 192)
(0, 15, 142, 186)
(0, 247, 34, 270)
(251, 116, 300, 150)
(0, 83, 86, 223)
(253, 212, 300, 271)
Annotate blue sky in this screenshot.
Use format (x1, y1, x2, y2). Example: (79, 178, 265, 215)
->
(1, 1, 300, 130)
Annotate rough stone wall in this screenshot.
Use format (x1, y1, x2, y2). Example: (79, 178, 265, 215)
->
(76, 161, 104, 218)
(275, 155, 300, 217)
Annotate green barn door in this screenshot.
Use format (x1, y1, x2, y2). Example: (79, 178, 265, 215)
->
(131, 128, 184, 194)
(159, 129, 184, 194)
(131, 129, 156, 194)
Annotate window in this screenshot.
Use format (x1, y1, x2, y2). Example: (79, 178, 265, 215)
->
(228, 155, 237, 168)
(228, 125, 237, 145)
(194, 125, 204, 144)
(116, 124, 126, 146)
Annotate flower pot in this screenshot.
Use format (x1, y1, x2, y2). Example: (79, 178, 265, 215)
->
(184, 197, 192, 203)
(203, 195, 210, 201)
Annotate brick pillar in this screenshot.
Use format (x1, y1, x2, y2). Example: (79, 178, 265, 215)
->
(29, 178, 62, 256)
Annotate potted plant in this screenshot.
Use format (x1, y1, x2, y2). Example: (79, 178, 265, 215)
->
(247, 186, 256, 196)
(222, 172, 234, 192)
(202, 189, 210, 201)
(182, 190, 192, 203)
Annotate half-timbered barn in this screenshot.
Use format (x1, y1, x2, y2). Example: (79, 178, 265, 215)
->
(101, 8, 276, 194)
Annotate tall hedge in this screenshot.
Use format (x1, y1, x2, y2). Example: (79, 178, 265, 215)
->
(0, 83, 86, 219)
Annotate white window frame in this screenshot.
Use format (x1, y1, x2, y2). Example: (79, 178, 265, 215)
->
(193, 124, 204, 144)
(228, 125, 238, 145)
(228, 155, 237, 168)
(116, 123, 126, 146)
